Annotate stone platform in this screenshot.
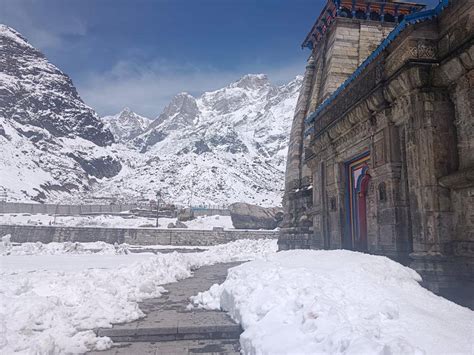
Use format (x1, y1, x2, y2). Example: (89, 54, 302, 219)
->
(90, 262, 243, 354)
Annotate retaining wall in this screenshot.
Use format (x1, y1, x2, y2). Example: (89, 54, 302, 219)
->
(0, 225, 278, 246)
(0, 202, 138, 215)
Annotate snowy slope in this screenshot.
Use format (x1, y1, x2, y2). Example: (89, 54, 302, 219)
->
(0, 25, 120, 202)
(0, 25, 301, 206)
(92, 74, 302, 207)
(101, 108, 153, 143)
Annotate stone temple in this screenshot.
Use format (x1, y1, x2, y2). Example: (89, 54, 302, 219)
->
(280, 0, 473, 307)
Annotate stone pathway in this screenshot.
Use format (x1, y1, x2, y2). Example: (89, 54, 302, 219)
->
(90, 262, 243, 355)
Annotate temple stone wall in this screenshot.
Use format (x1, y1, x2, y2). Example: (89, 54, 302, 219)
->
(313, 19, 396, 107)
(284, 58, 316, 193)
(291, 0, 473, 307)
(281, 13, 398, 251)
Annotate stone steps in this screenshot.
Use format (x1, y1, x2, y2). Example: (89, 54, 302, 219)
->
(97, 311, 242, 342)
(91, 262, 243, 354)
(89, 339, 240, 355)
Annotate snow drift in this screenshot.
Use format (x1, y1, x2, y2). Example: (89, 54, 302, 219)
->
(191, 250, 474, 354)
(0, 239, 277, 353)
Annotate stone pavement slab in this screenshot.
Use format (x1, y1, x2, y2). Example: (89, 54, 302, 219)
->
(92, 262, 243, 353)
(89, 339, 240, 355)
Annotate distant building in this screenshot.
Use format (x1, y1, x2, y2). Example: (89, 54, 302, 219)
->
(280, 0, 473, 307)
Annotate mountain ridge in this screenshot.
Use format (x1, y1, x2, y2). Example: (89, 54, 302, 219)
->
(0, 24, 301, 207)
(93, 74, 302, 206)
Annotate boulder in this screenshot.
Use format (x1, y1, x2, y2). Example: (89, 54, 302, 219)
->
(177, 208, 194, 221)
(175, 221, 188, 229)
(167, 223, 176, 228)
(229, 203, 283, 230)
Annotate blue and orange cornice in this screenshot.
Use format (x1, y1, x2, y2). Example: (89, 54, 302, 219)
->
(301, 0, 426, 50)
(303, 0, 450, 138)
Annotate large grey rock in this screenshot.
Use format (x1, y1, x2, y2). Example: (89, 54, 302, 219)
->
(177, 208, 194, 222)
(229, 203, 283, 230)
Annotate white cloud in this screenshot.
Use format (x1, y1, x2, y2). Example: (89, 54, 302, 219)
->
(77, 59, 304, 117)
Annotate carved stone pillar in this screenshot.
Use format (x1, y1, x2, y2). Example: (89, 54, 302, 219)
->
(403, 89, 458, 255)
(279, 56, 316, 250)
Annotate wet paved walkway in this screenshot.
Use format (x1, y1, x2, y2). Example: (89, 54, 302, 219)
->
(90, 262, 242, 355)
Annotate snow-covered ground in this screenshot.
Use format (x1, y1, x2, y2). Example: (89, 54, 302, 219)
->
(0, 238, 277, 354)
(0, 213, 234, 230)
(191, 250, 474, 355)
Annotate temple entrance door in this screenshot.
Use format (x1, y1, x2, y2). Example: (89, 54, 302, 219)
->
(345, 154, 371, 251)
(356, 172, 371, 251)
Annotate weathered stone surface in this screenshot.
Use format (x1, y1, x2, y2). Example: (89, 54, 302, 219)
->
(280, 0, 474, 307)
(229, 203, 282, 230)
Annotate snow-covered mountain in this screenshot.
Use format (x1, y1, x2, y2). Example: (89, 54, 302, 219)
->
(101, 108, 153, 143)
(0, 25, 120, 202)
(0, 25, 301, 206)
(92, 74, 303, 206)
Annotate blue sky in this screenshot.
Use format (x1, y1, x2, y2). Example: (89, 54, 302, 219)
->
(0, 0, 438, 117)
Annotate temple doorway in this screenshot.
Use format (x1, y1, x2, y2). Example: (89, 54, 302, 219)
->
(344, 153, 371, 251)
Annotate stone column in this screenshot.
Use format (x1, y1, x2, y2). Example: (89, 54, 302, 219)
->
(279, 56, 316, 250)
(403, 89, 458, 255)
(284, 56, 316, 192)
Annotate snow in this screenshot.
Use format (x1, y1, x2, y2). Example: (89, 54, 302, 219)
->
(88, 74, 303, 207)
(1, 44, 301, 207)
(101, 108, 152, 143)
(0, 25, 33, 49)
(181, 215, 234, 229)
(191, 250, 474, 355)
(0, 238, 277, 353)
(0, 213, 234, 230)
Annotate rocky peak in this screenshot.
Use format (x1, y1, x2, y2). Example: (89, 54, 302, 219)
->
(0, 25, 32, 49)
(151, 92, 199, 130)
(231, 74, 270, 90)
(102, 108, 152, 143)
(93, 74, 302, 207)
(162, 92, 199, 119)
(0, 24, 114, 147)
(0, 25, 121, 202)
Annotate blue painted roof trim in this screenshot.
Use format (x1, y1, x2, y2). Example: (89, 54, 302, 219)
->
(304, 0, 450, 135)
